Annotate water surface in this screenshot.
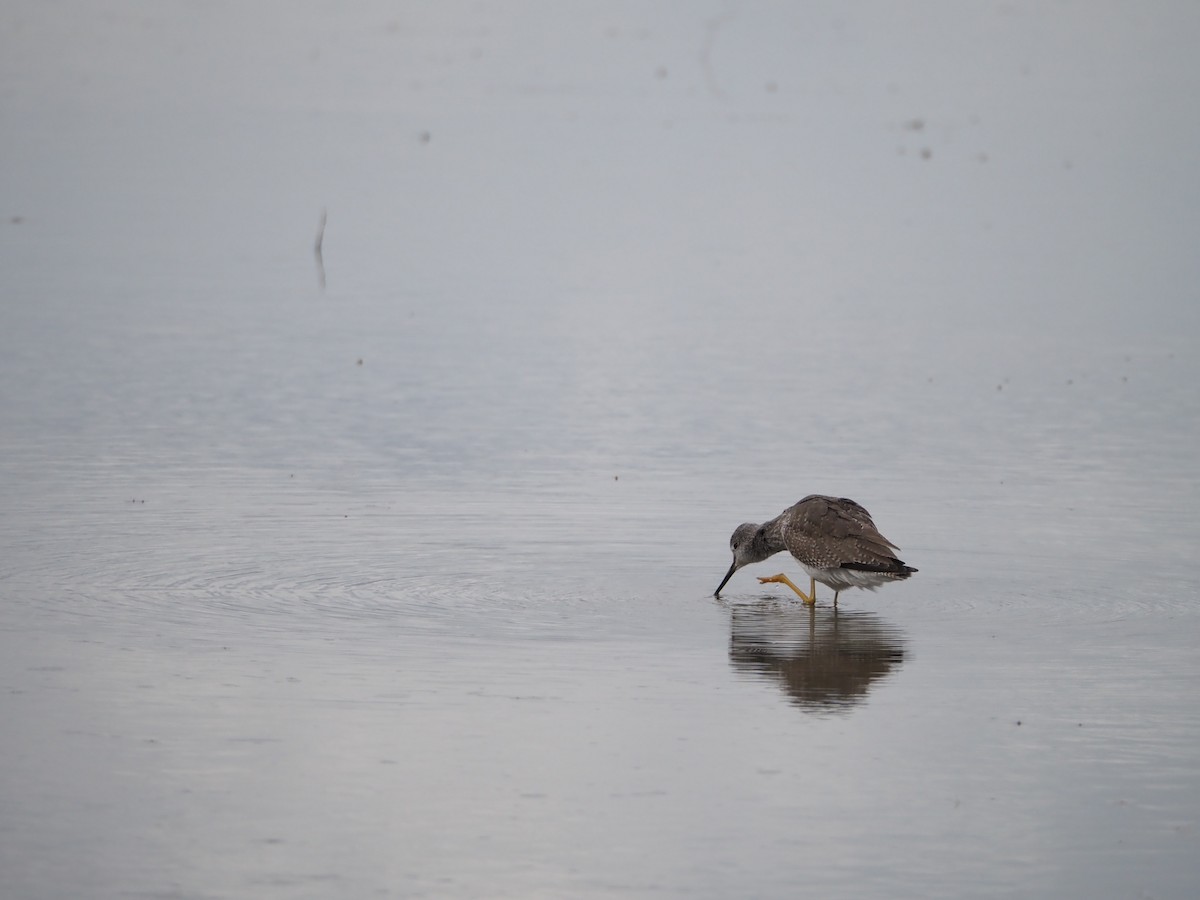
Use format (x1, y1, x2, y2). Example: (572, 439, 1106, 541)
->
(3, 3, 1199, 898)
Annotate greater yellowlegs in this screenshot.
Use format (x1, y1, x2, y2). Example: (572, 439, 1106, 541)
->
(714, 495, 917, 603)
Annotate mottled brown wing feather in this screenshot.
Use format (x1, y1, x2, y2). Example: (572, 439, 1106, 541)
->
(786, 495, 902, 569)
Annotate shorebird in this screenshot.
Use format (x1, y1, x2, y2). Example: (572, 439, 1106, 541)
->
(714, 495, 916, 604)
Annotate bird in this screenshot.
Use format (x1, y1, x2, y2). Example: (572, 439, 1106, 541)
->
(714, 495, 917, 604)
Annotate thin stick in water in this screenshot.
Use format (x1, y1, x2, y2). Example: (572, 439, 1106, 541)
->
(314, 208, 327, 290)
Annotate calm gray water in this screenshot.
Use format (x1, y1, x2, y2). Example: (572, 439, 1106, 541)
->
(3, 3, 1200, 898)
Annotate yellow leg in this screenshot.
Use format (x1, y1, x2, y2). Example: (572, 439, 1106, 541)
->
(757, 573, 815, 605)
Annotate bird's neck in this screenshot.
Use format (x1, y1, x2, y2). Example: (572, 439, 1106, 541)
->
(752, 516, 788, 559)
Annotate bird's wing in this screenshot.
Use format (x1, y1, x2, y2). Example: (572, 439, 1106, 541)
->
(830, 496, 877, 529)
(786, 496, 900, 568)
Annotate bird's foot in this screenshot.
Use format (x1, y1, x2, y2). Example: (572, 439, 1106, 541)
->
(757, 573, 815, 605)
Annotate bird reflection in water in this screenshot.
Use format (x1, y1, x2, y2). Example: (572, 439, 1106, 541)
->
(727, 602, 906, 713)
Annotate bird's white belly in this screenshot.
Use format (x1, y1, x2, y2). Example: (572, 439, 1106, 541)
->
(801, 564, 892, 592)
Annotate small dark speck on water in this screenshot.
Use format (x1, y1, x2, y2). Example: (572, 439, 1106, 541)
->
(356, 358, 363, 366)
(419, 131, 431, 143)
(1016, 720, 1022, 726)
(920, 147, 932, 159)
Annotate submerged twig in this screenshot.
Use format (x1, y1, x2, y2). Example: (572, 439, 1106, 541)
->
(314, 207, 327, 290)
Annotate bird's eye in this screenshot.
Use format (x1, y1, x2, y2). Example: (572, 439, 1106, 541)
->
(732, 542, 739, 551)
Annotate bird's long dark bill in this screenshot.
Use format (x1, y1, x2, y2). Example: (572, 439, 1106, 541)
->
(714, 561, 737, 596)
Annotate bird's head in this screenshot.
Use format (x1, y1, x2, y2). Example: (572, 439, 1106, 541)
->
(714, 522, 769, 596)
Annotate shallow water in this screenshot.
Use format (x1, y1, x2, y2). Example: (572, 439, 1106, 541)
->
(3, 3, 1200, 898)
